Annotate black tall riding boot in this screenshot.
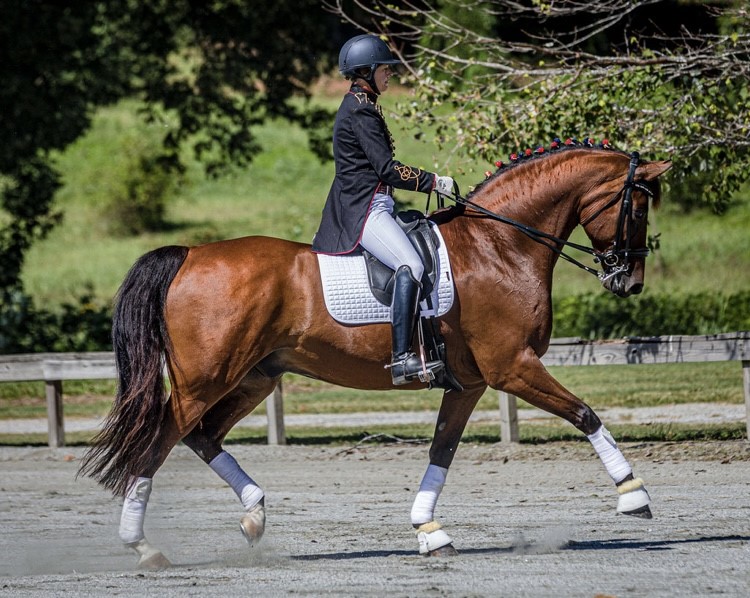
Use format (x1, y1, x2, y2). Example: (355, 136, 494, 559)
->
(389, 266, 444, 385)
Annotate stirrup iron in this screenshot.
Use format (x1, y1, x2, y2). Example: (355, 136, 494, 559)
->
(387, 350, 444, 385)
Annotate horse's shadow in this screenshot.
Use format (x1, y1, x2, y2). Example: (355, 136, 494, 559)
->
(290, 534, 750, 561)
(565, 534, 750, 552)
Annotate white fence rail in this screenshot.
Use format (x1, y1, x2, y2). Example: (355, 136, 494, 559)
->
(1, 332, 748, 447)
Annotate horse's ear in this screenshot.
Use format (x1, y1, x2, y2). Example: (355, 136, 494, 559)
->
(638, 160, 672, 181)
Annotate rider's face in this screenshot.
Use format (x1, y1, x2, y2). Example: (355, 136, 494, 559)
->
(374, 64, 393, 94)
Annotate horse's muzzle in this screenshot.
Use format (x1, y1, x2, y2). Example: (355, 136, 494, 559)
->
(602, 272, 644, 298)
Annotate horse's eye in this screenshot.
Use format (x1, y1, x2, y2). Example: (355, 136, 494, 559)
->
(634, 209, 646, 219)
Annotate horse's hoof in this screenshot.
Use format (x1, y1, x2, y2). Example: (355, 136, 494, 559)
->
(240, 503, 266, 547)
(620, 504, 653, 519)
(427, 543, 459, 557)
(616, 477, 651, 518)
(128, 538, 172, 570)
(415, 521, 454, 555)
(137, 551, 172, 570)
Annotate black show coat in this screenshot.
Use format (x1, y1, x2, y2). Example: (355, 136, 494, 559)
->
(312, 85, 436, 255)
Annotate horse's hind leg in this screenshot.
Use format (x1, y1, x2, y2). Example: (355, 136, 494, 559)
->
(182, 369, 280, 547)
(502, 349, 651, 518)
(119, 476, 172, 570)
(118, 429, 183, 570)
(117, 371, 276, 568)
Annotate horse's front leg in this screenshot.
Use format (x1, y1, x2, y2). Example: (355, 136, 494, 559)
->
(411, 384, 487, 556)
(501, 348, 651, 518)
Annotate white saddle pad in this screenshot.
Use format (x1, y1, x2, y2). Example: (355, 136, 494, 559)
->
(317, 224, 455, 325)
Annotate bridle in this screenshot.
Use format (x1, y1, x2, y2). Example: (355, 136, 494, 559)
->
(579, 152, 654, 280)
(433, 151, 654, 282)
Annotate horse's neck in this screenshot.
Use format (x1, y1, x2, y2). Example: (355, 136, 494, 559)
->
(445, 154, 604, 283)
(479, 161, 586, 241)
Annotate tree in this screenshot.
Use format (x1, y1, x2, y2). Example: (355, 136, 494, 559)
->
(0, 0, 335, 298)
(328, 0, 750, 213)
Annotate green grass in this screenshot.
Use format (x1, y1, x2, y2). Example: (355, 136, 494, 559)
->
(0, 421, 743, 448)
(224, 421, 747, 445)
(20, 97, 750, 304)
(0, 361, 743, 422)
(552, 200, 750, 296)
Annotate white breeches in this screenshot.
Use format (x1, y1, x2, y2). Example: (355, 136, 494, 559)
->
(360, 194, 424, 281)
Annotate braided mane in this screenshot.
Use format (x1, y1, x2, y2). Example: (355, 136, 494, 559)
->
(467, 137, 628, 200)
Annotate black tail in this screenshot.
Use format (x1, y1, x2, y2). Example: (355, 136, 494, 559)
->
(78, 245, 189, 496)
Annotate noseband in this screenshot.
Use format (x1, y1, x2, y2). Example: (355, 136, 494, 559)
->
(436, 151, 653, 282)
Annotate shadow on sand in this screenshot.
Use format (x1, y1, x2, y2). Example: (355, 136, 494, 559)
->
(289, 534, 750, 560)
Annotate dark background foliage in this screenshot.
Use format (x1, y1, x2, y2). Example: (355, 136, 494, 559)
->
(0, 0, 339, 299)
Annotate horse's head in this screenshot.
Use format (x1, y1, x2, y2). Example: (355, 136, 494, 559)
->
(579, 153, 672, 297)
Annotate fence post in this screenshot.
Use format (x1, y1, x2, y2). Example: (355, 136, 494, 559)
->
(266, 381, 286, 445)
(498, 391, 519, 443)
(45, 380, 64, 448)
(743, 361, 750, 441)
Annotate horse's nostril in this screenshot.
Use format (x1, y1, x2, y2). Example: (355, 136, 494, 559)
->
(630, 283, 644, 295)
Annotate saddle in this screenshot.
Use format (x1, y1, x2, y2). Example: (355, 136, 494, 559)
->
(363, 210, 462, 393)
(315, 212, 461, 391)
(362, 210, 439, 307)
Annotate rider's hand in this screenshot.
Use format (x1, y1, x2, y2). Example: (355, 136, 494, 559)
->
(435, 175, 454, 196)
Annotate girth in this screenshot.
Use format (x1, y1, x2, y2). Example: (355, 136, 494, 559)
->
(362, 210, 439, 307)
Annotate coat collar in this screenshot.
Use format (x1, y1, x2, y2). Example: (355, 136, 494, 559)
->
(349, 83, 378, 103)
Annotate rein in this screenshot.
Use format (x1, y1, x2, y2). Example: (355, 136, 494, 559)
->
(432, 151, 652, 282)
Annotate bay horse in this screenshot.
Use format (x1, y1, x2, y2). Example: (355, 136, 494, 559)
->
(79, 145, 671, 568)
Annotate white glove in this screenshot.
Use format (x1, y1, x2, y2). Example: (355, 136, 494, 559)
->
(435, 175, 454, 196)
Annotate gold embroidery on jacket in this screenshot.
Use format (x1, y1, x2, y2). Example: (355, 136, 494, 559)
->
(374, 103, 396, 156)
(352, 92, 373, 105)
(351, 93, 396, 155)
(394, 165, 422, 190)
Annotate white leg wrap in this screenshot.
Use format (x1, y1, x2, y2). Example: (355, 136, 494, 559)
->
(414, 521, 453, 555)
(411, 464, 448, 525)
(209, 450, 265, 510)
(617, 477, 651, 514)
(587, 425, 632, 483)
(119, 476, 152, 545)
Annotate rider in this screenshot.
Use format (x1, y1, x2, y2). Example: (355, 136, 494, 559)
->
(312, 34, 454, 386)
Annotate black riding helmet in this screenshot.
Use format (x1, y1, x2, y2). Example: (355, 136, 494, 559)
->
(339, 34, 401, 94)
